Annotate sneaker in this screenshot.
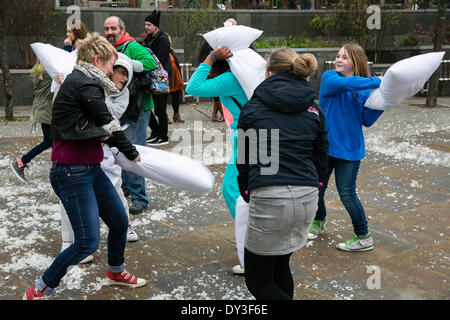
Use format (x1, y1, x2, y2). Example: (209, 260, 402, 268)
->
(336, 233, 374, 252)
(23, 285, 49, 300)
(129, 202, 147, 215)
(146, 134, 159, 144)
(10, 159, 27, 183)
(61, 241, 94, 264)
(231, 264, 245, 275)
(127, 224, 139, 242)
(148, 137, 169, 147)
(106, 269, 147, 288)
(308, 218, 327, 240)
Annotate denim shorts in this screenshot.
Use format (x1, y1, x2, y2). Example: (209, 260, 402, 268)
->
(246, 185, 318, 256)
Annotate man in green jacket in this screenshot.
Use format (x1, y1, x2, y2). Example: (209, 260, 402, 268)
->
(104, 15, 157, 214)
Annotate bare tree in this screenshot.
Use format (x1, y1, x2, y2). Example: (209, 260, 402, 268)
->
(0, 2, 14, 121)
(425, 0, 446, 108)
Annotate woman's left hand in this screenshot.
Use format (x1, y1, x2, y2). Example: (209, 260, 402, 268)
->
(132, 154, 141, 162)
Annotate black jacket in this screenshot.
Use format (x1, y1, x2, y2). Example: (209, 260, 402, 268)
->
(51, 69, 138, 160)
(143, 30, 173, 87)
(237, 72, 328, 201)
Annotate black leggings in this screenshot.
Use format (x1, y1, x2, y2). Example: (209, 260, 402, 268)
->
(244, 248, 294, 300)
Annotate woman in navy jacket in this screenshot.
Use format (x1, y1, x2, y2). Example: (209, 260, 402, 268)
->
(237, 48, 328, 300)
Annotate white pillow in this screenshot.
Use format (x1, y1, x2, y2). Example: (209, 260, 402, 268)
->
(203, 26, 266, 99)
(229, 49, 267, 100)
(365, 51, 445, 110)
(30, 43, 77, 93)
(113, 145, 214, 194)
(203, 25, 262, 51)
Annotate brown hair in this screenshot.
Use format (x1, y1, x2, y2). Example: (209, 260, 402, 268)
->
(76, 32, 118, 64)
(68, 20, 89, 50)
(342, 43, 369, 77)
(266, 48, 317, 79)
(113, 65, 128, 76)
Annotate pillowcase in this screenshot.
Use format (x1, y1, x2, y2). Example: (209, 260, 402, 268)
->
(30, 43, 77, 93)
(203, 25, 262, 51)
(365, 51, 445, 110)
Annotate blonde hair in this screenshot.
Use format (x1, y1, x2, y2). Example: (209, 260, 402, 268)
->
(266, 48, 317, 79)
(342, 43, 369, 77)
(76, 32, 118, 64)
(31, 60, 44, 80)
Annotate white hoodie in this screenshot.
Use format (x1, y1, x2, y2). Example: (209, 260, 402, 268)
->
(103, 52, 143, 133)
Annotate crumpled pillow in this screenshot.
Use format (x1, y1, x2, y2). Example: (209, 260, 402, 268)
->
(112, 145, 215, 194)
(203, 25, 262, 51)
(30, 43, 77, 93)
(203, 26, 266, 100)
(365, 51, 445, 110)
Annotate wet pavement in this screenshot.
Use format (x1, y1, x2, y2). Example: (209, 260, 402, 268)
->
(0, 97, 448, 301)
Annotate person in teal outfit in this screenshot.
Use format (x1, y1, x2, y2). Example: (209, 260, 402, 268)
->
(185, 43, 248, 273)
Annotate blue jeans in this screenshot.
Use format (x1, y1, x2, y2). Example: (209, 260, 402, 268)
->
(43, 164, 128, 289)
(120, 110, 150, 206)
(21, 123, 52, 164)
(315, 156, 369, 236)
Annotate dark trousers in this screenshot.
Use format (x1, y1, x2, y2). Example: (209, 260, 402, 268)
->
(244, 248, 293, 300)
(21, 123, 52, 164)
(315, 156, 368, 236)
(149, 93, 169, 140)
(170, 90, 181, 114)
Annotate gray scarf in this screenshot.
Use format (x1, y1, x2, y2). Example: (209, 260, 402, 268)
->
(74, 62, 122, 134)
(74, 62, 120, 95)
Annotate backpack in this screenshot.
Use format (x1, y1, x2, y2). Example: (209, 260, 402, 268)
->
(120, 40, 169, 95)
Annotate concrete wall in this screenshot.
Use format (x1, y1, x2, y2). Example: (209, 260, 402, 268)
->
(4, 8, 449, 67)
(2, 8, 450, 105)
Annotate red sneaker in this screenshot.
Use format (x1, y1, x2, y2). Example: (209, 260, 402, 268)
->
(106, 269, 147, 288)
(23, 285, 49, 300)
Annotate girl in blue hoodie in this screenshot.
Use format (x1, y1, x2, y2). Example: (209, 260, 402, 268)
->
(308, 43, 383, 252)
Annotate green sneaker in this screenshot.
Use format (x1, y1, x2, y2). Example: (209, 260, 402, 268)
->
(336, 233, 374, 252)
(308, 218, 326, 240)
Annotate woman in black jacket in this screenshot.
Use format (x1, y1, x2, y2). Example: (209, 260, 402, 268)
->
(24, 33, 147, 300)
(237, 48, 328, 300)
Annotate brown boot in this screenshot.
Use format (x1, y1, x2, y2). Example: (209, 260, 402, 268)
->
(173, 113, 185, 123)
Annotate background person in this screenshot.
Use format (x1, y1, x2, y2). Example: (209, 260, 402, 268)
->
(166, 33, 185, 123)
(143, 10, 172, 146)
(104, 15, 157, 215)
(10, 61, 53, 183)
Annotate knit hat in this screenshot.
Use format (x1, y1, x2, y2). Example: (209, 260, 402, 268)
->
(145, 10, 160, 27)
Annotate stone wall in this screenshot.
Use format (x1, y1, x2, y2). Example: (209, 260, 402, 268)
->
(4, 8, 449, 67)
(2, 8, 450, 105)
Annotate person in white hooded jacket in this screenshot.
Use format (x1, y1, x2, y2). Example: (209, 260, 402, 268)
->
(59, 52, 144, 263)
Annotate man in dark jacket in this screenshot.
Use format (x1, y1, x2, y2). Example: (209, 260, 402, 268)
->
(143, 10, 172, 146)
